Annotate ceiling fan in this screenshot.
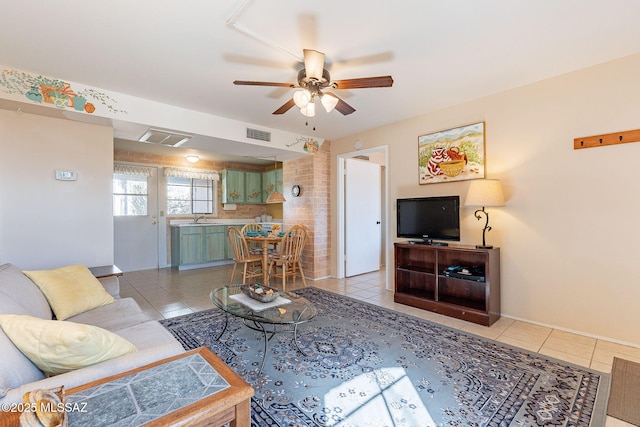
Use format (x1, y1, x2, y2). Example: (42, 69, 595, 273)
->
(233, 49, 393, 117)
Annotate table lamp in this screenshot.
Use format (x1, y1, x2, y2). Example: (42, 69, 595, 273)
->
(464, 179, 505, 249)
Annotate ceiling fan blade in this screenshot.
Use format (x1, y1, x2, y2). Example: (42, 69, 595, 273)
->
(234, 80, 296, 88)
(303, 49, 325, 80)
(273, 98, 296, 115)
(325, 92, 355, 115)
(332, 76, 394, 89)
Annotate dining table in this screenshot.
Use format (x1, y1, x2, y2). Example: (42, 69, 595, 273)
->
(244, 234, 284, 284)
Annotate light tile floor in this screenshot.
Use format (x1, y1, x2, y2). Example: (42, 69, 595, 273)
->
(119, 265, 639, 427)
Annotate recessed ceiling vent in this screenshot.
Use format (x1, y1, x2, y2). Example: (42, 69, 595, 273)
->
(246, 128, 271, 142)
(138, 129, 192, 147)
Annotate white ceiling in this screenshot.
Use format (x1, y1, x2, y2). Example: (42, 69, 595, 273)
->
(2, 0, 640, 164)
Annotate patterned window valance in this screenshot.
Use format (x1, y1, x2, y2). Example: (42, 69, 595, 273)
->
(113, 163, 153, 177)
(164, 167, 219, 181)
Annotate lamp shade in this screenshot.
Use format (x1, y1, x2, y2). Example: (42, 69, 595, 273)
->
(300, 100, 315, 117)
(293, 90, 311, 108)
(303, 49, 325, 80)
(321, 93, 339, 113)
(266, 190, 286, 204)
(464, 179, 505, 207)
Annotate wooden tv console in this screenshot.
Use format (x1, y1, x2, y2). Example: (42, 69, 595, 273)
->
(394, 242, 500, 326)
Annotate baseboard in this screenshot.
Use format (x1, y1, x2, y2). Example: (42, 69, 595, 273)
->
(502, 314, 640, 350)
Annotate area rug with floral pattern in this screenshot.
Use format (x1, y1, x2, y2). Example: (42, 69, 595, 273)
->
(160, 287, 609, 426)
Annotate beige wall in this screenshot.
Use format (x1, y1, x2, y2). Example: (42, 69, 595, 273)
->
(330, 53, 640, 346)
(0, 110, 114, 269)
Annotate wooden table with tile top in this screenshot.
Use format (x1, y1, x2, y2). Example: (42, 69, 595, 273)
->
(0, 347, 253, 427)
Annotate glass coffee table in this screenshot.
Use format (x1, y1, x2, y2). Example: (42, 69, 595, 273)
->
(210, 284, 317, 374)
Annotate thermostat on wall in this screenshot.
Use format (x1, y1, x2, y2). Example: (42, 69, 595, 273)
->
(55, 169, 77, 181)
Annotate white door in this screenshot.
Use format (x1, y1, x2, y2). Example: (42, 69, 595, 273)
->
(114, 168, 159, 272)
(345, 158, 381, 277)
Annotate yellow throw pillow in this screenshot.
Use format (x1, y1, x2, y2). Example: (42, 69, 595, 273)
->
(23, 265, 115, 320)
(0, 314, 137, 375)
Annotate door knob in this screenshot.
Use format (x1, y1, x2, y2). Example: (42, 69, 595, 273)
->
(152, 221, 157, 225)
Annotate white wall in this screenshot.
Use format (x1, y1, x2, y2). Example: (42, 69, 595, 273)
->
(330, 53, 640, 346)
(0, 110, 114, 269)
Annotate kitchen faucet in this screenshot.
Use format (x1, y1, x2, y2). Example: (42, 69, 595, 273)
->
(194, 214, 205, 223)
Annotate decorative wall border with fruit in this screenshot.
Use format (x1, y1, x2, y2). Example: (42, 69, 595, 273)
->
(418, 121, 485, 184)
(0, 69, 126, 115)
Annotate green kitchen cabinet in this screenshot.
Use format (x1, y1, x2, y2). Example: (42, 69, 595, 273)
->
(223, 168, 283, 204)
(261, 168, 283, 202)
(221, 169, 245, 203)
(275, 168, 283, 193)
(224, 226, 235, 259)
(171, 226, 205, 266)
(204, 225, 227, 261)
(262, 170, 276, 202)
(171, 225, 230, 268)
(222, 169, 263, 204)
(244, 171, 263, 204)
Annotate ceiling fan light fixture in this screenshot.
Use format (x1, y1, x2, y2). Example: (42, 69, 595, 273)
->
(303, 49, 325, 80)
(300, 100, 316, 117)
(234, 48, 393, 117)
(293, 90, 311, 108)
(321, 93, 339, 113)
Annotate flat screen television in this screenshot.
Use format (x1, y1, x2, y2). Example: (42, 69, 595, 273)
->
(396, 196, 460, 244)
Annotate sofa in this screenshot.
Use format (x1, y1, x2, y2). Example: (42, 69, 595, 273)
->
(0, 263, 185, 405)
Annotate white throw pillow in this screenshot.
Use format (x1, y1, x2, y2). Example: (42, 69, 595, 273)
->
(0, 314, 137, 375)
(23, 265, 115, 320)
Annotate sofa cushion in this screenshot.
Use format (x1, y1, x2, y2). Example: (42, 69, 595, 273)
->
(0, 299, 45, 398)
(23, 265, 115, 320)
(66, 297, 151, 332)
(0, 314, 137, 376)
(0, 263, 51, 319)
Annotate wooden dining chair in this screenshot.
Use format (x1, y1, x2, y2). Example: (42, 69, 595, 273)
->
(241, 222, 264, 254)
(227, 226, 262, 285)
(267, 224, 307, 291)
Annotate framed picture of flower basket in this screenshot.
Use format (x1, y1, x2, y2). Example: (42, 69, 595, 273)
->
(418, 121, 485, 184)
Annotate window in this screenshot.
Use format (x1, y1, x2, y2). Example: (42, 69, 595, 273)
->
(113, 174, 148, 216)
(167, 177, 216, 215)
(192, 179, 214, 214)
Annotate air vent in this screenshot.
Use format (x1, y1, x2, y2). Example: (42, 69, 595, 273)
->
(246, 128, 271, 142)
(138, 129, 192, 147)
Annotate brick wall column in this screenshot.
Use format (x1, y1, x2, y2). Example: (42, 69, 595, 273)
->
(282, 141, 331, 280)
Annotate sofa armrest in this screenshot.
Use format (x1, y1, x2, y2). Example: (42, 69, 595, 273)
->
(0, 342, 184, 405)
(98, 276, 120, 299)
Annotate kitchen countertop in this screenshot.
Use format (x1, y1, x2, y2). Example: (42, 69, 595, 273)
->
(170, 220, 282, 228)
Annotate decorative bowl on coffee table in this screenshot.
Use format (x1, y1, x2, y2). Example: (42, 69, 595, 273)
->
(242, 283, 279, 303)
